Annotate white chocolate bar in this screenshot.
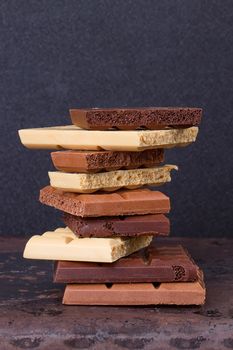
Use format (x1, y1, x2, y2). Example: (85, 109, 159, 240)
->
(23, 227, 153, 263)
(48, 165, 178, 193)
(18, 125, 198, 151)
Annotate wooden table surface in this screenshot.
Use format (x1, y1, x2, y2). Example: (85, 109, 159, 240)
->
(0, 237, 232, 350)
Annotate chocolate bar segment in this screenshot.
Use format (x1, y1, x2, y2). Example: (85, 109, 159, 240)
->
(48, 165, 177, 193)
(54, 245, 199, 283)
(70, 107, 202, 130)
(62, 271, 205, 305)
(23, 227, 153, 263)
(39, 186, 170, 217)
(51, 149, 164, 173)
(63, 213, 170, 237)
(18, 125, 199, 151)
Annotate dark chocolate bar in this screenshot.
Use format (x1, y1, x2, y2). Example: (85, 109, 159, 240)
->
(54, 245, 198, 283)
(51, 149, 164, 173)
(70, 107, 202, 130)
(40, 186, 170, 217)
(63, 213, 170, 237)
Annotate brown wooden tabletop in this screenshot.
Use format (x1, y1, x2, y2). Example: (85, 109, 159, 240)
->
(0, 237, 232, 350)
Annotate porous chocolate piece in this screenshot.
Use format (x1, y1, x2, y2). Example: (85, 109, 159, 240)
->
(48, 164, 177, 193)
(54, 245, 199, 283)
(39, 186, 170, 217)
(63, 213, 170, 237)
(51, 149, 164, 173)
(70, 107, 202, 130)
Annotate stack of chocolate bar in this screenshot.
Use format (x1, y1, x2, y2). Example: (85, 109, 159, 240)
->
(18, 107, 205, 305)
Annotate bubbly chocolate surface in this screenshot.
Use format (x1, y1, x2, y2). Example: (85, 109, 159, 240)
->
(70, 107, 202, 130)
(51, 149, 164, 172)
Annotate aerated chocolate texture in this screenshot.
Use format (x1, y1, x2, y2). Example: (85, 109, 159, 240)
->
(51, 149, 164, 173)
(48, 164, 177, 193)
(63, 213, 170, 237)
(54, 245, 199, 283)
(39, 186, 170, 217)
(70, 107, 202, 130)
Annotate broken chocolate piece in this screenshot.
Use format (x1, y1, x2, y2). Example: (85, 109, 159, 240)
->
(70, 107, 202, 130)
(54, 245, 199, 283)
(23, 227, 153, 263)
(51, 149, 164, 173)
(63, 213, 170, 237)
(39, 186, 170, 217)
(18, 125, 199, 151)
(62, 270, 205, 305)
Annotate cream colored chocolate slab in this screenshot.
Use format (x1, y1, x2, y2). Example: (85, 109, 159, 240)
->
(18, 125, 198, 151)
(23, 227, 153, 263)
(48, 165, 177, 193)
(63, 271, 205, 305)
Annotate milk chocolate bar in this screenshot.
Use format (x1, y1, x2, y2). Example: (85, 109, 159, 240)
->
(23, 227, 153, 263)
(54, 245, 198, 283)
(51, 149, 164, 173)
(63, 213, 170, 237)
(48, 165, 177, 193)
(62, 271, 205, 305)
(70, 107, 202, 130)
(39, 186, 170, 217)
(18, 125, 198, 151)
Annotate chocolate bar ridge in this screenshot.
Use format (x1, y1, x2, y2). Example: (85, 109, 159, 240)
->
(70, 107, 202, 130)
(63, 213, 170, 237)
(51, 149, 164, 173)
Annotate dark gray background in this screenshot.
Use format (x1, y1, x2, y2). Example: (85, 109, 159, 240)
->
(1, 0, 232, 237)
